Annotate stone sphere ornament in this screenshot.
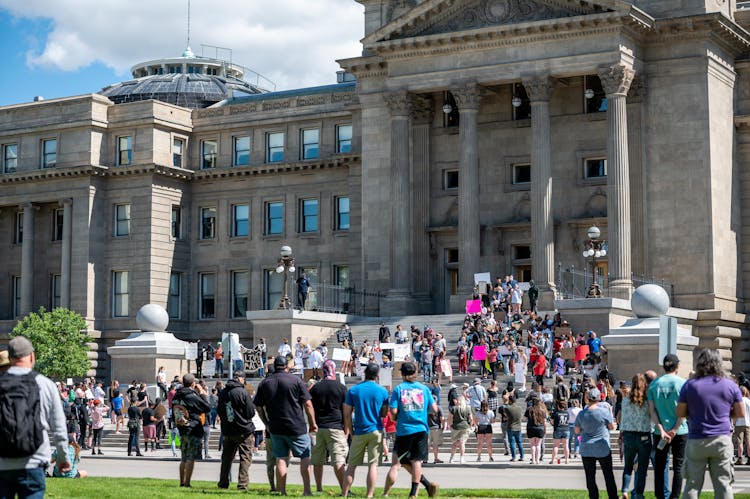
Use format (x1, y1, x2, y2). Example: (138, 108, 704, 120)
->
(631, 284, 670, 318)
(136, 304, 169, 332)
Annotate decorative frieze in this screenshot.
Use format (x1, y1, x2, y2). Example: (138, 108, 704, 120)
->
(193, 90, 356, 119)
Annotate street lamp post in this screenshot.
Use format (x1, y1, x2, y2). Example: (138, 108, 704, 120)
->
(582, 226, 607, 298)
(276, 245, 296, 309)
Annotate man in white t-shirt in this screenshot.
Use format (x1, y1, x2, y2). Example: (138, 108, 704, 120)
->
(278, 338, 292, 358)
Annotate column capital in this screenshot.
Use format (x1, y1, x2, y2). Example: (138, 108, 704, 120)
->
(19, 202, 37, 212)
(598, 64, 636, 96)
(521, 74, 556, 102)
(59, 198, 73, 207)
(409, 94, 433, 124)
(627, 75, 646, 103)
(383, 91, 411, 117)
(452, 82, 482, 111)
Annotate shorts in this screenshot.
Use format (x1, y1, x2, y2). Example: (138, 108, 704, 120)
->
(451, 428, 470, 444)
(429, 428, 444, 447)
(527, 428, 545, 439)
(271, 432, 311, 459)
(476, 424, 493, 435)
(553, 428, 570, 440)
(180, 434, 203, 462)
(349, 431, 382, 466)
(734, 425, 750, 445)
(311, 428, 348, 466)
(395, 431, 429, 465)
(142, 425, 157, 440)
(112, 408, 122, 417)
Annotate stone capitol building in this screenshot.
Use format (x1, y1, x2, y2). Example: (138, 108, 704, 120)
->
(2, 0, 750, 375)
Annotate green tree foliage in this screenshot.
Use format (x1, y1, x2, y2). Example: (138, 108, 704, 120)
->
(11, 307, 91, 380)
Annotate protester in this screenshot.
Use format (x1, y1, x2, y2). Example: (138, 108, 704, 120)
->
(678, 349, 743, 499)
(475, 400, 495, 462)
(51, 440, 87, 479)
(254, 356, 317, 497)
(0, 336, 71, 497)
(735, 386, 750, 465)
(90, 399, 105, 455)
(448, 395, 473, 464)
(619, 373, 652, 499)
(427, 403, 445, 464)
(172, 373, 211, 488)
(550, 399, 570, 465)
(648, 354, 688, 499)
(126, 397, 143, 457)
(310, 359, 348, 493)
(576, 387, 618, 499)
(217, 370, 255, 490)
(342, 363, 389, 498)
(526, 397, 547, 465)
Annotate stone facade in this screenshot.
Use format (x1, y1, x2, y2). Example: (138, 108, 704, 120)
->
(2, 0, 750, 373)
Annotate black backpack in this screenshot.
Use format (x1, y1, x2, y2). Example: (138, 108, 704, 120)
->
(0, 371, 45, 458)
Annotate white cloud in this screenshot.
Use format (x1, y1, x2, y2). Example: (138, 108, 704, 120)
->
(1, 0, 364, 90)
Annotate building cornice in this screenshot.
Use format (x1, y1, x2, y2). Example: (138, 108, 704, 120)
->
(192, 155, 360, 180)
(649, 14, 750, 56)
(192, 91, 358, 121)
(336, 56, 388, 79)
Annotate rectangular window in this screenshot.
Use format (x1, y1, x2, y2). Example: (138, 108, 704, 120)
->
(234, 136, 250, 166)
(199, 272, 216, 319)
(335, 196, 350, 231)
(584, 158, 607, 178)
(112, 270, 129, 317)
(301, 128, 319, 160)
(117, 136, 132, 166)
(3, 144, 17, 173)
(53, 209, 64, 241)
(514, 245, 532, 260)
(171, 205, 182, 239)
(200, 207, 216, 239)
(232, 204, 249, 237)
(42, 139, 57, 168)
(446, 248, 459, 264)
(333, 265, 350, 287)
(512, 163, 531, 184)
(443, 169, 459, 190)
(232, 271, 249, 318)
(266, 202, 283, 235)
(336, 125, 352, 153)
(12, 276, 21, 318)
(51, 274, 61, 309)
(265, 269, 283, 310)
(512, 83, 531, 121)
(14, 212, 22, 244)
(267, 132, 284, 163)
(201, 140, 217, 169)
(114, 204, 131, 237)
(584, 75, 607, 114)
(173, 137, 184, 167)
(167, 272, 181, 319)
(300, 199, 318, 233)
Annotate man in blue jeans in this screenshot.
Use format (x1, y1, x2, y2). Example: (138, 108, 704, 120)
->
(502, 392, 525, 461)
(0, 337, 71, 499)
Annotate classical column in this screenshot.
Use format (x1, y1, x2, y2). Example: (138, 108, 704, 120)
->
(522, 75, 557, 307)
(60, 198, 73, 309)
(453, 82, 482, 293)
(19, 202, 35, 316)
(383, 91, 413, 296)
(410, 95, 434, 310)
(598, 63, 635, 299)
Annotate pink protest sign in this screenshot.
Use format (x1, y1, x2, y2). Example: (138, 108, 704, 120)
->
(465, 299, 482, 315)
(472, 345, 487, 361)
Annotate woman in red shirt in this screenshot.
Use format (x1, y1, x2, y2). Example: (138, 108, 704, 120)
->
(533, 353, 547, 387)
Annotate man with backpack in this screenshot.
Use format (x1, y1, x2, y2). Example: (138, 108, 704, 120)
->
(217, 370, 255, 490)
(172, 373, 210, 488)
(0, 336, 70, 497)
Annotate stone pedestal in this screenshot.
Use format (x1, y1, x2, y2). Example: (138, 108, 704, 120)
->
(107, 331, 190, 384)
(554, 297, 633, 337)
(245, 309, 348, 356)
(602, 317, 698, 379)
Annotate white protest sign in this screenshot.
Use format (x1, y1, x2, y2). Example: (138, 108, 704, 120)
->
(380, 343, 396, 350)
(185, 343, 197, 361)
(474, 272, 491, 285)
(393, 344, 411, 362)
(332, 348, 351, 361)
(379, 368, 393, 388)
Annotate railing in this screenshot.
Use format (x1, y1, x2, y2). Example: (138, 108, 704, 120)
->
(557, 267, 675, 302)
(304, 284, 385, 316)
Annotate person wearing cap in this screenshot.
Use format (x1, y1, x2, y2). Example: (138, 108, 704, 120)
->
(172, 373, 210, 487)
(341, 363, 389, 498)
(216, 370, 255, 490)
(467, 378, 488, 412)
(254, 355, 317, 497)
(0, 336, 71, 496)
(677, 349, 743, 499)
(310, 359, 348, 494)
(575, 387, 617, 499)
(647, 353, 688, 499)
(384, 361, 439, 499)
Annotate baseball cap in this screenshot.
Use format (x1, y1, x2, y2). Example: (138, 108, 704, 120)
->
(473, 378, 482, 385)
(588, 387, 601, 401)
(462, 382, 470, 388)
(274, 355, 290, 369)
(400, 362, 416, 376)
(8, 336, 34, 359)
(233, 370, 247, 379)
(663, 353, 680, 370)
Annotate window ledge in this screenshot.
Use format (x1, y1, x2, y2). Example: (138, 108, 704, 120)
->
(504, 183, 530, 193)
(229, 236, 250, 243)
(299, 232, 320, 239)
(578, 177, 607, 187)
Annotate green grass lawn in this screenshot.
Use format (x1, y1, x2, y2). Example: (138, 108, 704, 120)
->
(45, 477, 748, 498)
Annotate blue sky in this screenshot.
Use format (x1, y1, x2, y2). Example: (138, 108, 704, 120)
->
(0, 1, 363, 107)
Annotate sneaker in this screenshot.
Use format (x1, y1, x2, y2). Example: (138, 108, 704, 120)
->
(448, 455, 453, 463)
(489, 456, 494, 462)
(476, 456, 481, 462)
(460, 457, 465, 465)
(434, 458, 444, 464)
(427, 482, 440, 498)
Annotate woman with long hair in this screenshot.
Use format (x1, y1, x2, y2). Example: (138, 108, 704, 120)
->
(475, 400, 495, 462)
(525, 398, 547, 464)
(448, 395, 474, 464)
(575, 387, 617, 499)
(109, 380, 119, 424)
(341, 339, 352, 376)
(618, 374, 651, 499)
(550, 399, 570, 464)
(514, 346, 527, 392)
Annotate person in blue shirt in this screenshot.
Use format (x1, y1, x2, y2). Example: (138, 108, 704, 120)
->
(383, 362, 439, 499)
(342, 363, 389, 498)
(586, 331, 607, 355)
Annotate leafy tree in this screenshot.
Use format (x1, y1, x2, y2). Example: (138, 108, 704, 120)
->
(11, 307, 91, 380)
